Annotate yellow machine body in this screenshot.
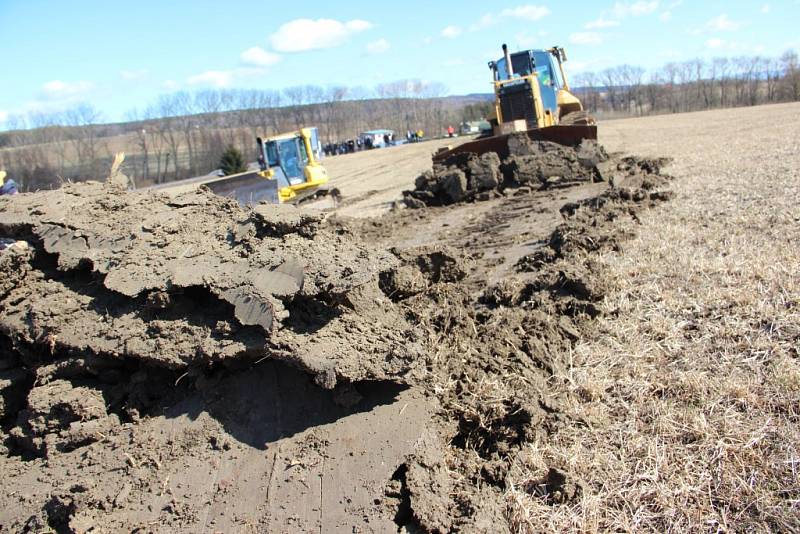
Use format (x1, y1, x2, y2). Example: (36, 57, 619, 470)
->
(257, 127, 330, 203)
(433, 44, 596, 164)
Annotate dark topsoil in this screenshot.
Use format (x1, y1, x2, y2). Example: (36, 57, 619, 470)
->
(0, 147, 673, 533)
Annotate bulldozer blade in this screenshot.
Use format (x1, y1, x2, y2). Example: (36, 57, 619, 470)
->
(203, 171, 280, 206)
(432, 124, 597, 164)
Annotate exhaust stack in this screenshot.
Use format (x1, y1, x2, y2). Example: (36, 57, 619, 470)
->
(502, 44, 514, 79)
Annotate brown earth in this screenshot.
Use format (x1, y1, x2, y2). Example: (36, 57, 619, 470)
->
(1, 102, 797, 532)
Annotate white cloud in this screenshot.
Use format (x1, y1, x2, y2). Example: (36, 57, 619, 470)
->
(185, 66, 268, 88)
(499, 5, 551, 21)
(366, 38, 390, 54)
(469, 13, 497, 31)
(467, 6, 550, 33)
(441, 25, 462, 38)
(760, 4, 770, 13)
(11, 81, 96, 117)
(41, 80, 65, 94)
(707, 14, 740, 31)
(0, 110, 8, 123)
(706, 38, 725, 49)
(585, 17, 620, 29)
(567, 60, 589, 73)
(240, 46, 281, 67)
(120, 69, 148, 81)
(659, 11, 672, 21)
(41, 80, 93, 99)
(269, 18, 372, 52)
(346, 20, 372, 32)
(613, 1, 659, 18)
(514, 30, 549, 49)
(569, 32, 603, 45)
(187, 70, 234, 88)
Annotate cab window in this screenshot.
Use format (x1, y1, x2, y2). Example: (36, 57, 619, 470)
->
(511, 52, 533, 76)
(278, 139, 302, 178)
(532, 51, 556, 88)
(298, 138, 309, 165)
(265, 141, 279, 166)
(495, 58, 509, 80)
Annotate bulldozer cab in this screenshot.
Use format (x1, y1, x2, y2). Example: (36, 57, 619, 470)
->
(432, 44, 594, 164)
(256, 127, 329, 203)
(258, 128, 318, 186)
(492, 49, 565, 117)
(154, 127, 328, 206)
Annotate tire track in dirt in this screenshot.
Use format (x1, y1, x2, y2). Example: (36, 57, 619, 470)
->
(0, 136, 677, 531)
(345, 153, 675, 531)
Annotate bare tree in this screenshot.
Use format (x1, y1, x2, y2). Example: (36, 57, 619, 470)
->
(283, 86, 306, 129)
(5, 49, 800, 191)
(713, 57, 731, 107)
(322, 86, 349, 141)
(780, 50, 799, 101)
(65, 104, 103, 179)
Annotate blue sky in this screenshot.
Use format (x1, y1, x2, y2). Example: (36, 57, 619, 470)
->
(0, 0, 797, 127)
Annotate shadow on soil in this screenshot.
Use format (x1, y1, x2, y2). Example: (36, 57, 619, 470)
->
(166, 360, 406, 450)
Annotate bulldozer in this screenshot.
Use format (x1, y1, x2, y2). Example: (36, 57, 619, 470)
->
(205, 127, 330, 205)
(157, 127, 331, 205)
(433, 44, 596, 163)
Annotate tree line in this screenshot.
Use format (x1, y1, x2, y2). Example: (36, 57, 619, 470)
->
(572, 50, 800, 116)
(1, 50, 798, 192)
(1, 81, 489, 190)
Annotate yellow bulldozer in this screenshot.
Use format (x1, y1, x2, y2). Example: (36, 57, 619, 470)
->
(202, 127, 331, 205)
(153, 127, 331, 205)
(434, 44, 596, 163)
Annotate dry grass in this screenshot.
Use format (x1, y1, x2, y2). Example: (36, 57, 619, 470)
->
(505, 104, 800, 532)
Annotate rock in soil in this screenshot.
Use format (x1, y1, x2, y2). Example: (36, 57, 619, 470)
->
(404, 135, 610, 207)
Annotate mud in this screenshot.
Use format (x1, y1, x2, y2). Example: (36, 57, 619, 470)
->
(371, 153, 674, 530)
(404, 136, 608, 207)
(0, 150, 674, 531)
(0, 182, 422, 388)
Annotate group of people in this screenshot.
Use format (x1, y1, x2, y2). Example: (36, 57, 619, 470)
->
(323, 139, 359, 157)
(0, 171, 18, 196)
(321, 128, 434, 158)
(323, 132, 401, 157)
(405, 130, 425, 143)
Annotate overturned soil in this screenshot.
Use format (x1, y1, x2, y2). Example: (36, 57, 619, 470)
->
(0, 146, 673, 532)
(404, 136, 609, 208)
(0, 183, 422, 387)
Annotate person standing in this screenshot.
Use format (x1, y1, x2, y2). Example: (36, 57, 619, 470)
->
(0, 171, 18, 195)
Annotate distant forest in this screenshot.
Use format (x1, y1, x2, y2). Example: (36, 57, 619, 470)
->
(1, 50, 798, 191)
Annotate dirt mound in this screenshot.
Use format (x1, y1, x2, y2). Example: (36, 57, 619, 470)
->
(379, 245, 472, 300)
(10, 379, 119, 457)
(376, 155, 673, 529)
(0, 150, 675, 531)
(0, 182, 422, 388)
(0, 182, 427, 464)
(404, 136, 608, 207)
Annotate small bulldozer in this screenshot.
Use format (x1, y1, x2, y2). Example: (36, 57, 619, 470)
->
(203, 127, 331, 205)
(434, 44, 596, 163)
